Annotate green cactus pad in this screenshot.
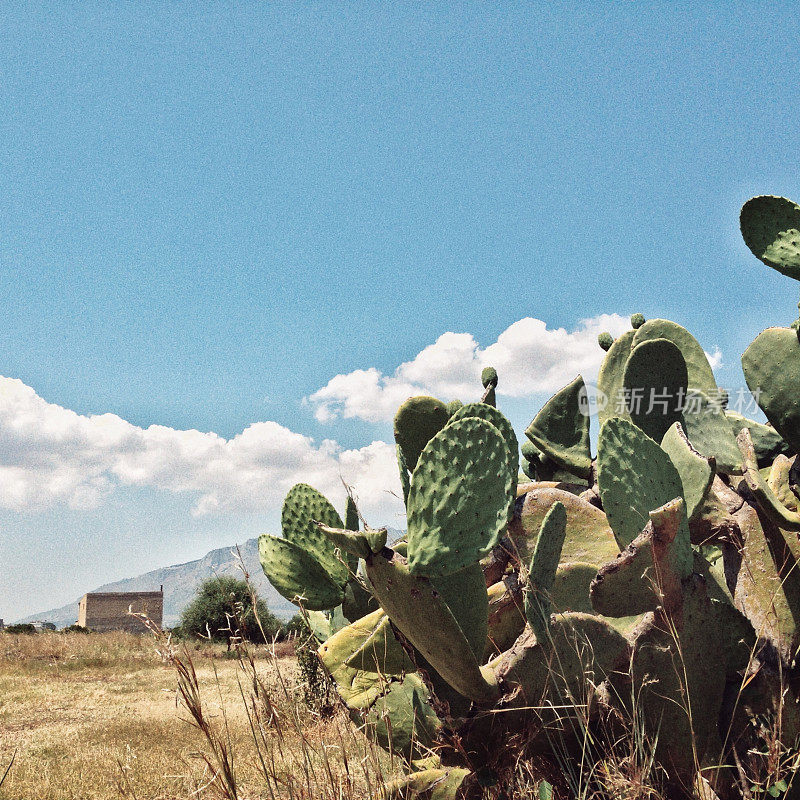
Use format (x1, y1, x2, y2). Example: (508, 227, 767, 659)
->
(496, 612, 629, 707)
(258, 534, 345, 610)
(394, 396, 451, 472)
(445, 399, 463, 416)
(591, 498, 690, 617)
(623, 338, 688, 442)
(597, 329, 636, 429)
(525, 376, 592, 479)
(345, 613, 416, 674)
(551, 562, 601, 615)
(363, 674, 442, 760)
(630, 581, 729, 793)
(407, 416, 515, 578)
(448, 402, 519, 484)
(591, 535, 660, 617)
(365, 549, 499, 704)
(596, 417, 690, 549)
(726, 411, 791, 467)
(740, 195, 800, 280)
(631, 318, 718, 394)
(345, 495, 359, 532)
(306, 606, 349, 643)
(680, 389, 743, 473)
(432, 562, 489, 662)
(512, 487, 620, 567)
(342, 577, 379, 622)
(742, 326, 800, 455)
(397, 444, 411, 507)
(524, 502, 567, 642)
(660, 422, 715, 520)
(281, 483, 347, 585)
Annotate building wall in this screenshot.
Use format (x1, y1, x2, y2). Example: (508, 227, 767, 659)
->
(78, 591, 163, 633)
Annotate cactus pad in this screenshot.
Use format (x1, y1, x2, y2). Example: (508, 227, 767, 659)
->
(365, 549, 499, 703)
(524, 501, 567, 641)
(597, 417, 689, 549)
(525, 375, 592, 478)
(660, 421, 715, 520)
(742, 326, 800, 455)
(407, 416, 514, 578)
(726, 411, 790, 467)
(448, 402, 519, 484)
(631, 318, 718, 393)
(258, 534, 345, 610)
(597, 329, 636, 428)
(394, 396, 451, 472)
(512, 487, 620, 567)
(281, 483, 347, 585)
(740, 195, 800, 280)
(623, 337, 688, 442)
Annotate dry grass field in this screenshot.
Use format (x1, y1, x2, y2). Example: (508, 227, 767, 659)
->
(0, 630, 394, 800)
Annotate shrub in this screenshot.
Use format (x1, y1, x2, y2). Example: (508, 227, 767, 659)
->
(62, 624, 91, 634)
(4, 623, 36, 634)
(178, 575, 281, 647)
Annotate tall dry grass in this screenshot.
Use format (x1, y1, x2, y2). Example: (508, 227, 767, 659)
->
(0, 627, 393, 800)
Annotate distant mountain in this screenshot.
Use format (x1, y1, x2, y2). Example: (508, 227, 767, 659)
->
(18, 538, 296, 628)
(19, 528, 405, 629)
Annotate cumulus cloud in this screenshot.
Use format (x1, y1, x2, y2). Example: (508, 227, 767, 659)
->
(705, 347, 723, 370)
(0, 377, 404, 522)
(307, 314, 633, 423)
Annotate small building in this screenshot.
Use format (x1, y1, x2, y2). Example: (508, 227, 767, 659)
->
(78, 589, 163, 633)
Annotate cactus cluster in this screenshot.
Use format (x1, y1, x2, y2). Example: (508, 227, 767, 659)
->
(258, 196, 800, 799)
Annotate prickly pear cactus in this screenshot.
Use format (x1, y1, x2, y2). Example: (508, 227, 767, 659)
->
(254, 196, 800, 800)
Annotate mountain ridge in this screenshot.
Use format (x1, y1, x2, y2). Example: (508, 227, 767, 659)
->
(17, 538, 296, 628)
(18, 527, 405, 628)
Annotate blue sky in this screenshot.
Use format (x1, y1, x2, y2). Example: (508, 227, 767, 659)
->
(1, 3, 799, 621)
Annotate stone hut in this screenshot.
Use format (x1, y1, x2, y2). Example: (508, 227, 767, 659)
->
(78, 588, 163, 632)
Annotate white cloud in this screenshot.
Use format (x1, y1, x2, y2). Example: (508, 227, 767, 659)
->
(307, 314, 633, 423)
(0, 377, 404, 523)
(705, 347, 723, 371)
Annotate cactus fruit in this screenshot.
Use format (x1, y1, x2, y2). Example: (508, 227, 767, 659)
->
(481, 366, 498, 388)
(525, 375, 592, 479)
(630, 312, 646, 329)
(597, 331, 614, 350)
(740, 195, 800, 280)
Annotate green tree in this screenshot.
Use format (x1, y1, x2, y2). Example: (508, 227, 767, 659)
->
(178, 576, 281, 647)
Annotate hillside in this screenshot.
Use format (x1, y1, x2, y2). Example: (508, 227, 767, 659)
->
(18, 538, 297, 628)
